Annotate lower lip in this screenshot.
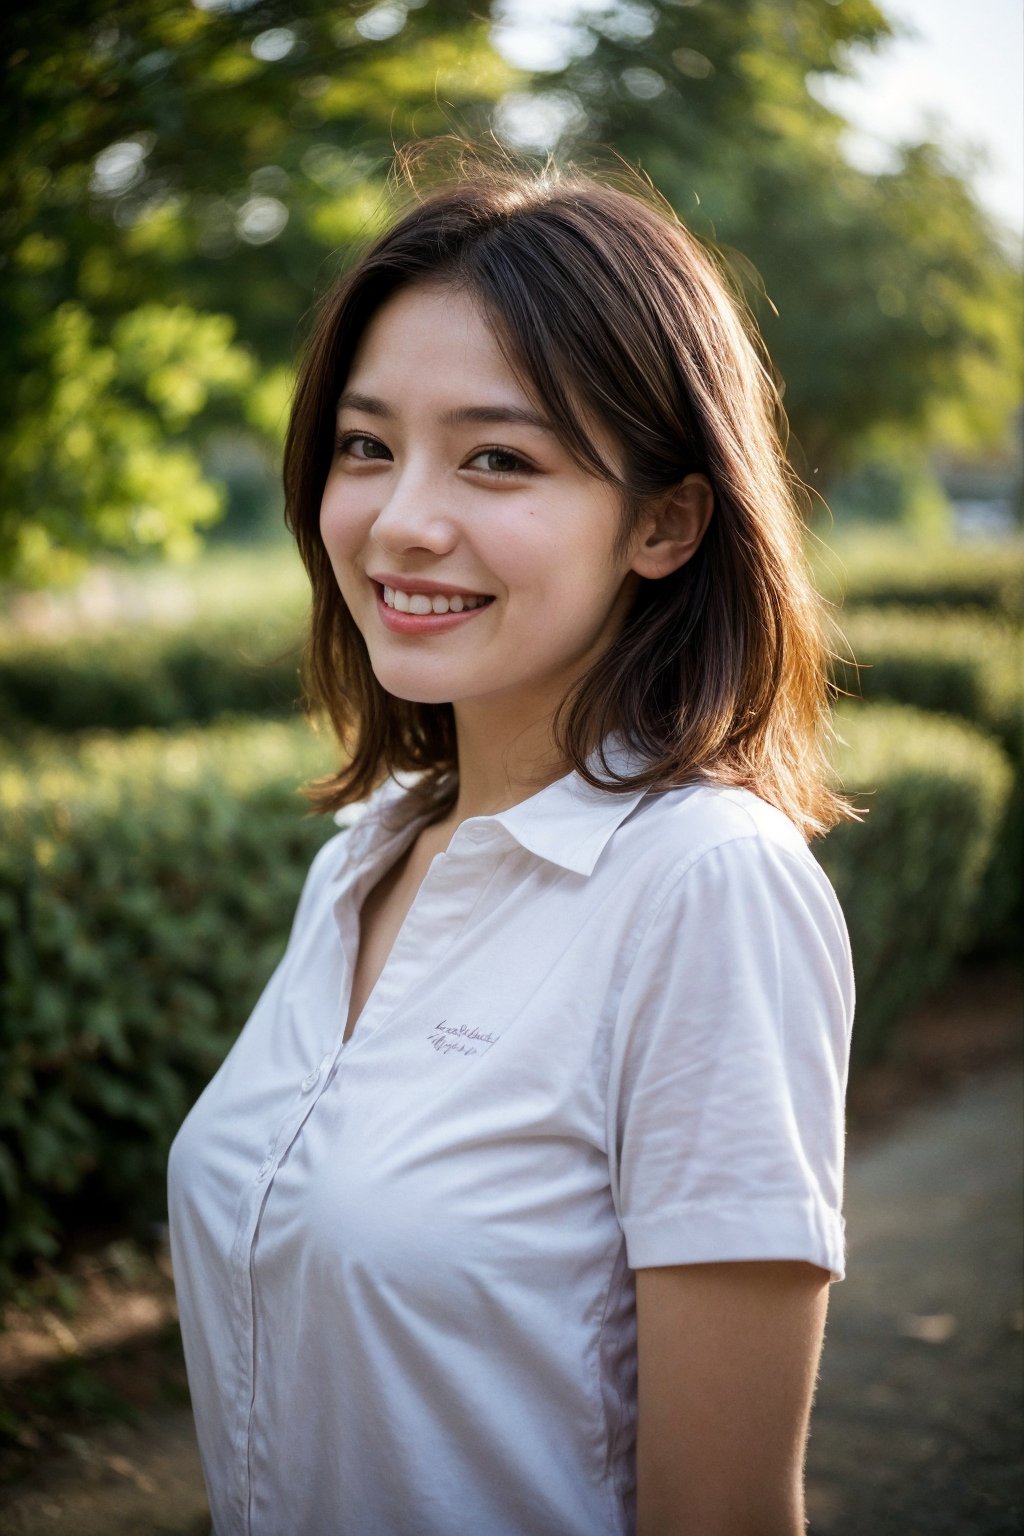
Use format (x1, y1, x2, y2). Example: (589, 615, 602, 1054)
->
(374, 585, 494, 635)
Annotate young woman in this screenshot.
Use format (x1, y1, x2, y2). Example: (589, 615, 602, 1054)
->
(168, 151, 858, 1536)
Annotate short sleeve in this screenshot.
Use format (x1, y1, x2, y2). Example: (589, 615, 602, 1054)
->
(607, 833, 855, 1282)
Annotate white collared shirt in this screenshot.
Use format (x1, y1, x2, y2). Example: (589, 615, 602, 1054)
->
(168, 751, 855, 1536)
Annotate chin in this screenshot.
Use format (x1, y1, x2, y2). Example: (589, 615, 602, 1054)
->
(369, 663, 458, 707)
(382, 686, 455, 707)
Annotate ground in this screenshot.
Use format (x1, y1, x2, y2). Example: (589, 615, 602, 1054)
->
(806, 1062, 1023, 1535)
(0, 956, 1020, 1535)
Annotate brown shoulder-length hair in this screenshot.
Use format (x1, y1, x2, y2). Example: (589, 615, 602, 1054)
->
(284, 146, 860, 841)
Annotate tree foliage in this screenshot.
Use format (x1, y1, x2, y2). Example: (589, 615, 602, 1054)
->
(8, 300, 258, 580)
(1, 0, 516, 581)
(537, 0, 1021, 483)
(1, 0, 1019, 581)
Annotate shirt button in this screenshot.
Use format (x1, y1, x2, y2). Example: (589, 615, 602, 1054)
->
(301, 1067, 319, 1093)
(255, 1157, 272, 1183)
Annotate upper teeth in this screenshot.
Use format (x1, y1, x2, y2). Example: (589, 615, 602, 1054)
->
(383, 585, 489, 615)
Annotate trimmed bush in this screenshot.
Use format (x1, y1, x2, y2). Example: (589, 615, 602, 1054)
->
(0, 615, 307, 735)
(809, 531, 1024, 620)
(830, 607, 1023, 952)
(0, 720, 337, 1291)
(832, 606, 1022, 753)
(0, 545, 311, 736)
(820, 703, 1014, 1065)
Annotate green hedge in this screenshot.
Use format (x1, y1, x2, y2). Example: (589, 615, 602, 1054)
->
(0, 615, 307, 735)
(0, 720, 336, 1291)
(821, 703, 1014, 1065)
(830, 606, 1022, 952)
(809, 531, 1024, 620)
(832, 606, 1022, 754)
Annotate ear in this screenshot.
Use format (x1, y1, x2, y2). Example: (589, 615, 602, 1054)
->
(629, 473, 714, 581)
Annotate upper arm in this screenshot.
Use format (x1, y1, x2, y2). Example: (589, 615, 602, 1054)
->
(635, 1259, 830, 1536)
(609, 833, 854, 1283)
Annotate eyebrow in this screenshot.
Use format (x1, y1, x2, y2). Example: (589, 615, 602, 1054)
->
(336, 391, 557, 435)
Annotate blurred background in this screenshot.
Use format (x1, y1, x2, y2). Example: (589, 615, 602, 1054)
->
(1, 1, 1021, 1532)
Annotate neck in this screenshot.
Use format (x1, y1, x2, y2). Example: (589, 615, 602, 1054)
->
(444, 696, 571, 826)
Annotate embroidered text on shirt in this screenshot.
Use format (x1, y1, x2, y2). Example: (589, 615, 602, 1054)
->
(427, 1020, 500, 1057)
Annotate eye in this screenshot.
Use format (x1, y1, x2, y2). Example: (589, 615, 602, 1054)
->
(336, 431, 391, 463)
(464, 447, 534, 477)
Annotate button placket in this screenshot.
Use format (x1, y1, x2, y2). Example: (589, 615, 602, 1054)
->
(300, 1052, 334, 1094)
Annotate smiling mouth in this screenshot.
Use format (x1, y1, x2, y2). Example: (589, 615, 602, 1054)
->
(380, 584, 494, 616)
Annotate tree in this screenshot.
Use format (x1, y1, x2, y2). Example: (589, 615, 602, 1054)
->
(535, 0, 1021, 488)
(1, 0, 517, 581)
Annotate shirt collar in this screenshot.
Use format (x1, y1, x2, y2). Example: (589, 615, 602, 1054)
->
(492, 737, 650, 876)
(334, 735, 652, 880)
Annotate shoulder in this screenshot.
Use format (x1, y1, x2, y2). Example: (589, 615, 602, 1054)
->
(610, 785, 855, 1068)
(290, 778, 394, 899)
(304, 824, 354, 890)
(611, 782, 849, 952)
(620, 781, 814, 882)
(295, 773, 421, 906)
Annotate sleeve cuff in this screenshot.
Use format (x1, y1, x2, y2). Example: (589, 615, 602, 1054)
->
(622, 1196, 847, 1282)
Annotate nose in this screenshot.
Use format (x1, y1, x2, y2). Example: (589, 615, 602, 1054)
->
(370, 455, 458, 558)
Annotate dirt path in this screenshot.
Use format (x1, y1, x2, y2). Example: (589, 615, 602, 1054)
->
(807, 1061, 1023, 1534)
(0, 1408, 207, 1536)
(2, 972, 1021, 1535)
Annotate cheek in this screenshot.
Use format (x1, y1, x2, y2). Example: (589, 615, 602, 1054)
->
(318, 479, 361, 566)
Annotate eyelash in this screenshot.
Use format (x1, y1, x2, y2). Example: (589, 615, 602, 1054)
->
(335, 433, 535, 479)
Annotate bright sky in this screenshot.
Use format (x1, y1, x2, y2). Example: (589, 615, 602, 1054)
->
(812, 0, 1023, 241)
(494, 0, 1024, 240)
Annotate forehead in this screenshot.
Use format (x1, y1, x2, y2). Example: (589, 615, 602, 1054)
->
(345, 283, 532, 404)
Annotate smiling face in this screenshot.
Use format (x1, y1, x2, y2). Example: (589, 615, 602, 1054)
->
(319, 282, 650, 726)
